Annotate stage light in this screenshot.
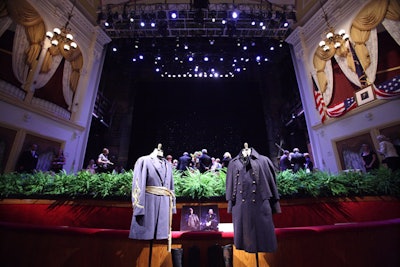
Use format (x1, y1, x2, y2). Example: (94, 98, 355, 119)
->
(184, 44, 189, 49)
(130, 18, 134, 22)
(204, 56, 209, 61)
(259, 22, 264, 27)
(139, 54, 144, 59)
(140, 21, 145, 27)
(188, 56, 193, 62)
(150, 22, 156, 27)
(170, 11, 178, 19)
(243, 46, 247, 50)
(222, 19, 226, 24)
(112, 47, 117, 52)
(270, 46, 275, 51)
(283, 21, 289, 28)
(132, 58, 137, 61)
(220, 57, 224, 61)
(256, 56, 261, 62)
(231, 11, 239, 19)
(104, 21, 110, 27)
(251, 21, 256, 26)
(156, 68, 160, 72)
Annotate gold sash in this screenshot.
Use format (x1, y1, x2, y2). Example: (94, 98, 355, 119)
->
(145, 186, 176, 252)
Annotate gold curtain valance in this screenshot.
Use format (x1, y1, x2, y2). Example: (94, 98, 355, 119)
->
(386, 0, 400, 21)
(352, 0, 389, 30)
(6, 0, 45, 68)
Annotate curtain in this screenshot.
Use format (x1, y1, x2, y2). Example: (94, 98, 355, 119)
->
(7, 0, 45, 68)
(350, 0, 389, 71)
(382, 0, 400, 46)
(12, 25, 30, 86)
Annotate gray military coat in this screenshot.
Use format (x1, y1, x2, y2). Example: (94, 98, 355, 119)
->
(226, 148, 281, 253)
(129, 154, 176, 240)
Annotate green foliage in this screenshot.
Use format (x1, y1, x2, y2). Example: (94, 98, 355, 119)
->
(0, 167, 399, 200)
(173, 169, 227, 199)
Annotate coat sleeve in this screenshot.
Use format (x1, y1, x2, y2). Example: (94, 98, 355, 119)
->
(226, 161, 235, 213)
(167, 163, 177, 214)
(265, 157, 281, 214)
(131, 157, 147, 216)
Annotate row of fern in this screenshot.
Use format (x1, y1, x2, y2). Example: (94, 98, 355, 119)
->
(0, 167, 399, 199)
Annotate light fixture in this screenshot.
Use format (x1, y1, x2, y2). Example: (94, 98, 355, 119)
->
(46, 0, 78, 51)
(318, 2, 349, 52)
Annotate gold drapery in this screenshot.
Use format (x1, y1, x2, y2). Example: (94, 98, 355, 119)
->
(386, 0, 400, 21)
(350, 0, 389, 71)
(313, 0, 400, 95)
(6, 0, 45, 68)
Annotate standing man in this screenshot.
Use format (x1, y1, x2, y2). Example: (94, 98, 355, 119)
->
(97, 148, 113, 173)
(279, 150, 291, 171)
(290, 148, 306, 173)
(198, 149, 212, 173)
(17, 144, 39, 173)
(177, 152, 192, 171)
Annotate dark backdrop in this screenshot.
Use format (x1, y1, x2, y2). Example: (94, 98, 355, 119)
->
(128, 78, 269, 165)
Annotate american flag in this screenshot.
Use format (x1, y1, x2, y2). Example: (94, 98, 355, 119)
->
(349, 41, 368, 87)
(374, 75, 400, 99)
(312, 76, 327, 123)
(327, 97, 357, 117)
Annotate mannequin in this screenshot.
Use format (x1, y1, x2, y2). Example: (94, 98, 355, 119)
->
(241, 142, 252, 158)
(226, 145, 281, 254)
(129, 143, 176, 252)
(150, 143, 164, 158)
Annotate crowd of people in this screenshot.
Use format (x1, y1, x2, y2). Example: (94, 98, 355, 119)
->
(16, 136, 399, 175)
(169, 149, 232, 173)
(279, 148, 314, 173)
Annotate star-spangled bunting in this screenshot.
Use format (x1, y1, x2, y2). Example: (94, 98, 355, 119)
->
(349, 41, 368, 87)
(312, 75, 327, 123)
(374, 75, 400, 99)
(326, 97, 357, 117)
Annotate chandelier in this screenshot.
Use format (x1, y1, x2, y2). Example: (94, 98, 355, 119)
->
(46, 0, 77, 51)
(318, 2, 349, 52)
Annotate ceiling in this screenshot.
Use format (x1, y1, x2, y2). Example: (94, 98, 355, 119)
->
(93, 1, 301, 77)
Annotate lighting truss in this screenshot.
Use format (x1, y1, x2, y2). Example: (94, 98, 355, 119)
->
(99, 3, 295, 39)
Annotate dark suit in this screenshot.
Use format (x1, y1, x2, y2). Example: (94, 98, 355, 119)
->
(199, 153, 212, 173)
(291, 152, 306, 172)
(177, 154, 192, 171)
(17, 150, 39, 173)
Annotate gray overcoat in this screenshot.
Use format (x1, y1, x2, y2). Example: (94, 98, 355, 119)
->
(226, 148, 281, 253)
(129, 154, 176, 240)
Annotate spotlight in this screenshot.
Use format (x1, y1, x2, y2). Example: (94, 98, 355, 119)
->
(169, 11, 178, 19)
(231, 11, 239, 19)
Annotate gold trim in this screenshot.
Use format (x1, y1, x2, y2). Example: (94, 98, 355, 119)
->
(376, 66, 400, 75)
